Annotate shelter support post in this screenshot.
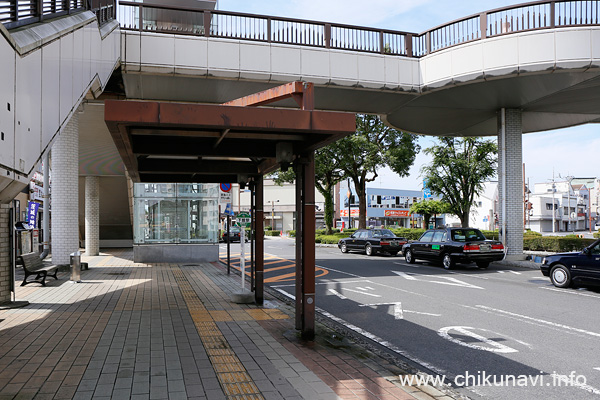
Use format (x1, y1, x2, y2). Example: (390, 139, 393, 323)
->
(254, 177, 264, 304)
(295, 153, 315, 340)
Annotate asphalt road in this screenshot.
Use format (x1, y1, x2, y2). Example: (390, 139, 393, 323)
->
(220, 237, 600, 400)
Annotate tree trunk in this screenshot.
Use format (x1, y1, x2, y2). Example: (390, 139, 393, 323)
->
(423, 214, 431, 229)
(356, 180, 367, 229)
(317, 185, 335, 235)
(460, 207, 470, 227)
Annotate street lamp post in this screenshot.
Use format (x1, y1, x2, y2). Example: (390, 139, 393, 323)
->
(270, 199, 279, 230)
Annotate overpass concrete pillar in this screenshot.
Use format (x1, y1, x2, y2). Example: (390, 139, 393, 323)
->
(51, 112, 80, 264)
(85, 176, 100, 256)
(498, 108, 524, 259)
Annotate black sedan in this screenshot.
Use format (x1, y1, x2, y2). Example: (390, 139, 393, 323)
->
(402, 227, 505, 269)
(540, 238, 600, 288)
(221, 226, 248, 243)
(338, 229, 407, 256)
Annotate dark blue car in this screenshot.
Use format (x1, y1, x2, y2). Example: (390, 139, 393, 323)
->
(540, 238, 600, 288)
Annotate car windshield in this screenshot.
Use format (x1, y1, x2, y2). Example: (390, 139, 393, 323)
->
(228, 227, 241, 233)
(451, 229, 486, 242)
(372, 229, 396, 238)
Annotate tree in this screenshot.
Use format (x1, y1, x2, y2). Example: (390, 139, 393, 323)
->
(409, 199, 450, 229)
(421, 137, 497, 228)
(271, 146, 344, 234)
(331, 114, 420, 229)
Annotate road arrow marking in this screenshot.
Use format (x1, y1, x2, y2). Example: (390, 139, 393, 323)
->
(392, 271, 484, 289)
(328, 289, 347, 300)
(438, 326, 519, 353)
(392, 271, 418, 280)
(343, 288, 381, 297)
(360, 302, 403, 319)
(594, 367, 600, 372)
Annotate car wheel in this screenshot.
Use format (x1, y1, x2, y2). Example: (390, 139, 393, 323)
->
(476, 261, 490, 269)
(340, 243, 348, 253)
(405, 249, 415, 264)
(442, 254, 454, 270)
(365, 243, 374, 256)
(550, 264, 572, 288)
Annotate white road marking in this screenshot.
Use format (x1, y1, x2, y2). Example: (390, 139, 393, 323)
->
(438, 326, 519, 354)
(497, 270, 505, 273)
(365, 286, 375, 290)
(403, 310, 442, 317)
(475, 305, 600, 338)
(551, 373, 600, 395)
(539, 286, 600, 299)
(359, 303, 441, 319)
(328, 289, 347, 300)
(594, 367, 600, 372)
(360, 302, 403, 319)
(342, 287, 381, 298)
(393, 271, 418, 280)
(393, 262, 420, 268)
(508, 270, 522, 275)
(392, 271, 484, 289)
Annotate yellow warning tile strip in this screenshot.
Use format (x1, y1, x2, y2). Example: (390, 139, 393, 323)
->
(171, 266, 264, 400)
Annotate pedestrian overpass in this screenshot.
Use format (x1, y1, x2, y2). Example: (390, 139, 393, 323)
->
(2, 0, 600, 337)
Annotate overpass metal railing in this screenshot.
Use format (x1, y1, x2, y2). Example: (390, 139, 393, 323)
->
(0, 0, 115, 30)
(117, 0, 600, 58)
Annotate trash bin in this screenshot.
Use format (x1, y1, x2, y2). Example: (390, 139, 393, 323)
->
(70, 251, 81, 283)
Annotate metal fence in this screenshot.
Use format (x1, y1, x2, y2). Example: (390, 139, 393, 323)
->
(0, 0, 115, 30)
(4, 1, 600, 57)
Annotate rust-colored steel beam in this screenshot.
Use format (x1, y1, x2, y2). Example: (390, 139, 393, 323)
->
(223, 81, 315, 110)
(301, 153, 316, 340)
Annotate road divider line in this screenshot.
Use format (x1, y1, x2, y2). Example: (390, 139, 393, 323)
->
(475, 305, 600, 338)
(273, 288, 449, 377)
(551, 373, 600, 395)
(539, 286, 600, 299)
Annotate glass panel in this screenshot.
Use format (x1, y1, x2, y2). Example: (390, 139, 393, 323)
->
(133, 183, 219, 244)
(134, 183, 177, 198)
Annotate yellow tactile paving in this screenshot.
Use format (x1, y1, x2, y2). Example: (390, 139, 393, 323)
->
(171, 266, 264, 400)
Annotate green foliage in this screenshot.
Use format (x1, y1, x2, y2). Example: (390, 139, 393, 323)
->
(523, 236, 595, 252)
(265, 226, 273, 231)
(524, 230, 542, 237)
(331, 114, 420, 228)
(265, 230, 281, 237)
(270, 145, 344, 235)
(594, 231, 600, 239)
(421, 137, 497, 227)
(409, 200, 450, 229)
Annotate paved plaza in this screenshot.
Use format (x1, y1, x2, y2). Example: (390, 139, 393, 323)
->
(0, 249, 450, 400)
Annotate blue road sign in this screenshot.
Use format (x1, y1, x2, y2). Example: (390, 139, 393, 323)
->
(220, 183, 232, 192)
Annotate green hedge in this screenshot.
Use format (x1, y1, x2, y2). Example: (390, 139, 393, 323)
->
(523, 236, 596, 252)
(265, 230, 280, 237)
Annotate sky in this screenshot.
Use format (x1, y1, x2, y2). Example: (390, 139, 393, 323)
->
(218, 0, 600, 191)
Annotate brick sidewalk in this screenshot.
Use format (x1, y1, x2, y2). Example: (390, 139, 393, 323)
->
(0, 249, 451, 400)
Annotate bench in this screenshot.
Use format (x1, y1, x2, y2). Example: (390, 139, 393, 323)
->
(18, 252, 59, 286)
